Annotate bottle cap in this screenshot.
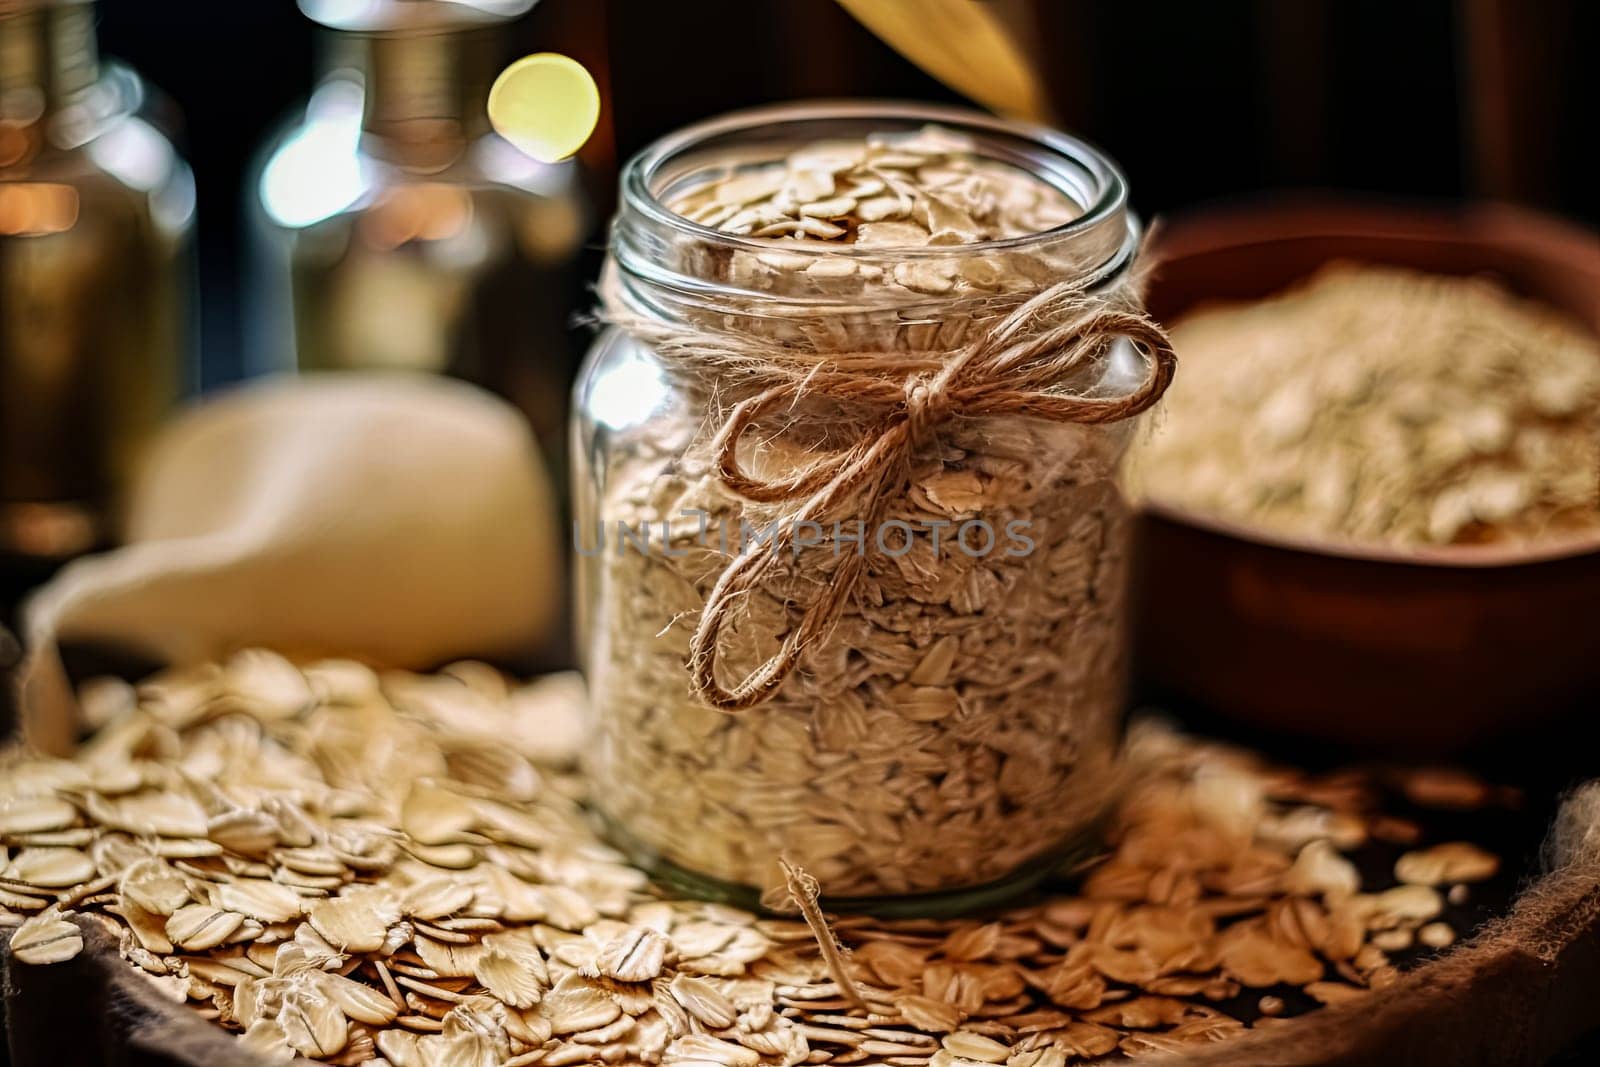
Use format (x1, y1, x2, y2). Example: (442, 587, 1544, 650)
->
(0, 0, 94, 16)
(298, 0, 535, 33)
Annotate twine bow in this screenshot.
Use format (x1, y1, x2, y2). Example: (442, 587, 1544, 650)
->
(606, 276, 1176, 712)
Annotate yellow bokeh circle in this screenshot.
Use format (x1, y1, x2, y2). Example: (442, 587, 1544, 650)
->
(488, 53, 600, 164)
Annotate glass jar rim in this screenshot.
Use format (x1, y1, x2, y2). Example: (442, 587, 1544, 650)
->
(620, 99, 1126, 249)
(609, 101, 1139, 317)
(621, 100, 1130, 258)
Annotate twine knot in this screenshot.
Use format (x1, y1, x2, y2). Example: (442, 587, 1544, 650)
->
(602, 273, 1177, 713)
(903, 375, 949, 448)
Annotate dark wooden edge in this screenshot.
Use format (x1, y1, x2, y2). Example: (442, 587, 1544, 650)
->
(4, 920, 256, 1067)
(1126, 856, 1600, 1066)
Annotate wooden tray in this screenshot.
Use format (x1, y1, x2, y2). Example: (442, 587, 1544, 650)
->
(3, 637, 1600, 1067)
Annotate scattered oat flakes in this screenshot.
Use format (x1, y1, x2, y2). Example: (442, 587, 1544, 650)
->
(1417, 922, 1457, 949)
(1394, 842, 1499, 887)
(0, 656, 1514, 1065)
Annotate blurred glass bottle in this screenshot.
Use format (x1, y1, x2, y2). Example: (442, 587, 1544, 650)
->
(246, 0, 591, 493)
(0, 0, 196, 571)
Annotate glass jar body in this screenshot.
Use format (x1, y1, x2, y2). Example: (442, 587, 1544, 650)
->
(573, 103, 1149, 911)
(0, 45, 196, 566)
(251, 149, 588, 477)
(575, 334, 1135, 909)
(244, 22, 592, 502)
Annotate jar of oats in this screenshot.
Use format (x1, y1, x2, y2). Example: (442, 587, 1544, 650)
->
(573, 102, 1174, 912)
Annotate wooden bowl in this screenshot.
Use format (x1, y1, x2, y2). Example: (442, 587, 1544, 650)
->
(1133, 198, 1600, 754)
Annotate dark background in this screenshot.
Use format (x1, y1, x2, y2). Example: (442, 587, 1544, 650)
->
(92, 0, 1597, 388)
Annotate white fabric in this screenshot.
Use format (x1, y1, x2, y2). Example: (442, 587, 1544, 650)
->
(21, 374, 561, 753)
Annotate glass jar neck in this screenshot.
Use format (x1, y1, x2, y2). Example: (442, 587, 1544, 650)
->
(0, 1, 99, 162)
(609, 102, 1138, 332)
(355, 26, 500, 172)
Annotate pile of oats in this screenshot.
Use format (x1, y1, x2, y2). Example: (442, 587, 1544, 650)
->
(1129, 265, 1600, 548)
(3, 652, 1506, 1065)
(590, 421, 1131, 901)
(587, 127, 1142, 900)
(670, 127, 1079, 250)
(645, 125, 1100, 313)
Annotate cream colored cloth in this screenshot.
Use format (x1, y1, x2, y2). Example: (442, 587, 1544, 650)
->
(21, 374, 561, 754)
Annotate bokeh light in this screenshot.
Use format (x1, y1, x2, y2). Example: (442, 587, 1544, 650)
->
(487, 53, 599, 164)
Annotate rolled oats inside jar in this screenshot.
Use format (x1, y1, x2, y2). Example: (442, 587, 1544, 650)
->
(572, 102, 1174, 911)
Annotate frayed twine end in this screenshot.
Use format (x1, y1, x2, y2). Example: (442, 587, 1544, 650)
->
(780, 859, 868, 1013)
(1544, 781, 1600, 872)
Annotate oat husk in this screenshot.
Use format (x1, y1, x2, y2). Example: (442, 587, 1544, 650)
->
(6, 650, 1588, 1067)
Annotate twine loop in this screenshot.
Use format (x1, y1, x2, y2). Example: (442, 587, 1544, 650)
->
(602, 273, 1176, 712)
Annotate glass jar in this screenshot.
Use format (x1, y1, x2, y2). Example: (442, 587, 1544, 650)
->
(573, 102, 1170, 912)
(246, 0, 591, 502)
(1, 0, 196, 571)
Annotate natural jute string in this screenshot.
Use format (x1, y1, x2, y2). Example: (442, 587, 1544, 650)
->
(780, 859, 869, 1012)
(599, 272, 1176, 712)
